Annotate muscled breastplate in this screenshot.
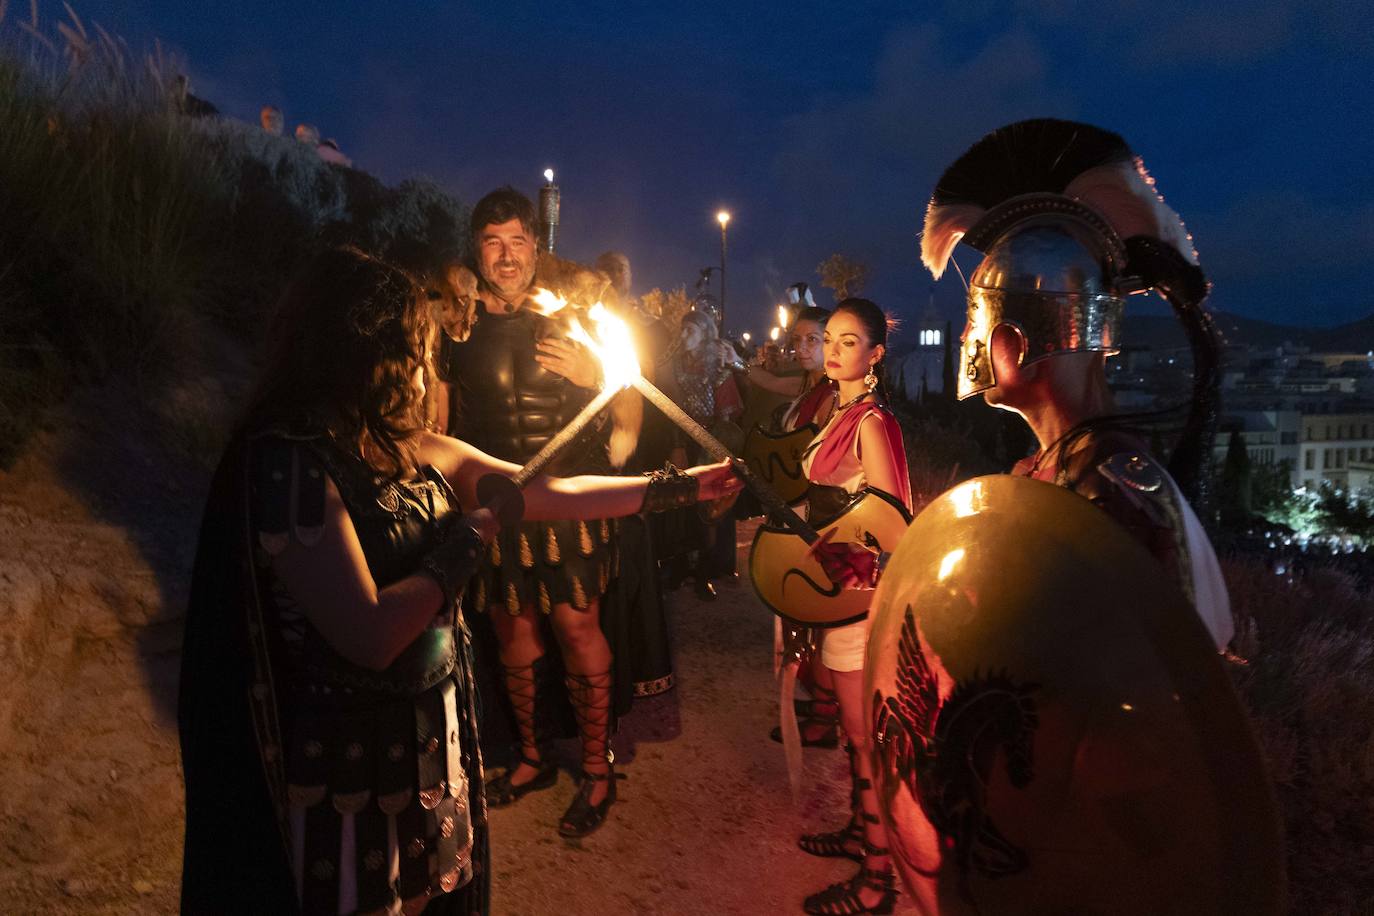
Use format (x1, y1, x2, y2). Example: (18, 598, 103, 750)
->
(445, 302, 593, 466)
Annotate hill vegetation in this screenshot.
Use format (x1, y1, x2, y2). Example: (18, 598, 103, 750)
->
(0, 5, 470, 468)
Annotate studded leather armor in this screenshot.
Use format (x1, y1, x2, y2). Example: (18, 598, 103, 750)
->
(249, 433, 484, 914)
(442, 300, 600, 470)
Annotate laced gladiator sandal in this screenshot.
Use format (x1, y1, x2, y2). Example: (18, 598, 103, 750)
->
(558, 669, 619, 838)
(485, 661, 558, 808)
(769, 718, 840, 748)
(797, 744, 865, 860)
(771, 683, 841, 747)
(793, 684, 839, 719)
(797, 821, 864, 862)
(801, 855, 898, 916)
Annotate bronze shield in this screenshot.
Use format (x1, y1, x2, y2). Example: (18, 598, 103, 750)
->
(743, 423, 818, 506)
(864, 475, 1284, 915)
(749, 488, 912, 627)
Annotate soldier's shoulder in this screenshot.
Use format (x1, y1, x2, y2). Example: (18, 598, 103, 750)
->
(1067, 431, 1173, 526)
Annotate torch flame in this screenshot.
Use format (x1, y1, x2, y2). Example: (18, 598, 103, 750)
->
(528, 289, 640, 388)
(777, 305, 790, 329)
(567, 303, 641, 389)
(529, 287, 569, 316)
(770, 326, 780, 342)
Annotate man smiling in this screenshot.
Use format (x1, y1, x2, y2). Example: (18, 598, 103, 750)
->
(438, 186, 621, 837)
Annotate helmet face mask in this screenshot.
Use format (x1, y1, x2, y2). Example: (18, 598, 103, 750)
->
(957, 219, 1126, 401)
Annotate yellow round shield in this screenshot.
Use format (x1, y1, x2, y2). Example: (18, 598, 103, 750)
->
(864, 475, 1284, 915)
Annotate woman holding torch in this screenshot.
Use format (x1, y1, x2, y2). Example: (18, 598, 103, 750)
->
(178, 248, 738, 915)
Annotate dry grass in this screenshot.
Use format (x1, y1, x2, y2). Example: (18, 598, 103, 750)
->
(1225, 557, 1374, 915)
(0, 4, 469, 467)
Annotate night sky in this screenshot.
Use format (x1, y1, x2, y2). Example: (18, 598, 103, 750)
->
(62, 1, 1374, 336)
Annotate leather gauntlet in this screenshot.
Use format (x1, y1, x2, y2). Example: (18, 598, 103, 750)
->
(419, 517, 485, 610)
(640, 463, 700, 513)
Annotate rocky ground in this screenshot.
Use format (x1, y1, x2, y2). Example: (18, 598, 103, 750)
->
(0, 384, 916, 914)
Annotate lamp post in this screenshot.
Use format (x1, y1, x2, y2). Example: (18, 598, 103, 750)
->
(716, 210, 730, 330)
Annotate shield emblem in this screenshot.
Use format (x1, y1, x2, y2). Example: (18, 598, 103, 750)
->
(864, 475, 1284, 915)
(743, 423, 818, 506)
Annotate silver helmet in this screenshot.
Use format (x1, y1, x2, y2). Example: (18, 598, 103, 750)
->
(958, 200, 1129, 399)
(920, 120, 1200, 402)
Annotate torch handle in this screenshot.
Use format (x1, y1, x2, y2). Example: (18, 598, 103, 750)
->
(631, 378, 818, 544)
(509, 384, 621, 488)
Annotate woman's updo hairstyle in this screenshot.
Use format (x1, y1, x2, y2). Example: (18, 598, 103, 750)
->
(833, 297, 897, 347)
(795, 305, 832, 326)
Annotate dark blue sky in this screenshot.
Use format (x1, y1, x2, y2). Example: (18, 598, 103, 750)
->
(55, 1, 1374, 335)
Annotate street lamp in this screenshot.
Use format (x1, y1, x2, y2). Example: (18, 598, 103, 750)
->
(716, 210, 730, 329)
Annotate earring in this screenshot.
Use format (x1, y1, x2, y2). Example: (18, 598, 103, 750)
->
(864, 366, 878, 391)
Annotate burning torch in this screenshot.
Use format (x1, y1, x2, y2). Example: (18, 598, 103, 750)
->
(476, 294, 637, 524)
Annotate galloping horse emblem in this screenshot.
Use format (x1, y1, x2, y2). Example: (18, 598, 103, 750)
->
(873, 607, 1039, 898)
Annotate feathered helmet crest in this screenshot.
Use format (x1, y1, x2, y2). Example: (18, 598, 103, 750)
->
(921, 118, 1219, 500)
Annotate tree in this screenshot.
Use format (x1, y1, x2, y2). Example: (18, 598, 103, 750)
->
(816, 253, 869, 302)
(1218, 428, 1253, 527)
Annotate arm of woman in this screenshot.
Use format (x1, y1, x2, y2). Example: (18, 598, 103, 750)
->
(857, 413, 906, 502)
(746, 366, 805, 396)
(419, 431, 740, 521)
(270, 476, 450, 673)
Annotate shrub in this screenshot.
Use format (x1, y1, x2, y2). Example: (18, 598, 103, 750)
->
(0, 6, 470, 466)
(1225, 558, 1374, 914)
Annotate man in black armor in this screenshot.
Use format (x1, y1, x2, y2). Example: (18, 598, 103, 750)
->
(437, 187, 620, 837)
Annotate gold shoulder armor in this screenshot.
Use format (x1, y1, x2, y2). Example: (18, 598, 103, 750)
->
(1097, 452, 1164, 493)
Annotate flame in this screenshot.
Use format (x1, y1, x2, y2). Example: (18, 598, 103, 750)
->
(777, 305, 790, 329)
(770, 326, 780, 342)
(529, 287, 568, 316)
(567, 303, 641, 390)
(528, 289, 640, 389)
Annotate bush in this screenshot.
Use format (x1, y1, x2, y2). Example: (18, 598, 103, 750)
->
(0, 6, 469, 466)
(1225, 558, 1374, 914)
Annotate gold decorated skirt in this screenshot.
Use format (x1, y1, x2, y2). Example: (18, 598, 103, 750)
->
(470, 517, 618, 615)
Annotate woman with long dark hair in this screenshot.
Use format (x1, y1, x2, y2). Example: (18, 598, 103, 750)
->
(794, 298, 911, 915)
(177, 247, 737, 915)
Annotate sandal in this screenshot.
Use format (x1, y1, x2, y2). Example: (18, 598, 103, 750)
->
(793, 685, 839, 719)
(559, 669, 618, 838)
(797, 822, 864, 862)
(485, 661, 557, 808)
(801, 862, 897, 915)
(485, 752, 558, 807)
(557, 760, 619, 838)
(770, 719, 840, 748)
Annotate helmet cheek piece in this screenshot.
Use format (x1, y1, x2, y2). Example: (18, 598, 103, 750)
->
(957, 205, 1128, 402)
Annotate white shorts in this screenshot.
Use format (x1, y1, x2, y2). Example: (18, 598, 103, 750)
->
(821, 616, 869, 672)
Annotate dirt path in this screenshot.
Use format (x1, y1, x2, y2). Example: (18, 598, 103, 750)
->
(486, 526, 918, 915)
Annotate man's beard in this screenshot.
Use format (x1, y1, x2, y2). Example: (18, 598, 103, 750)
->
(484, 260, 533, 302)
